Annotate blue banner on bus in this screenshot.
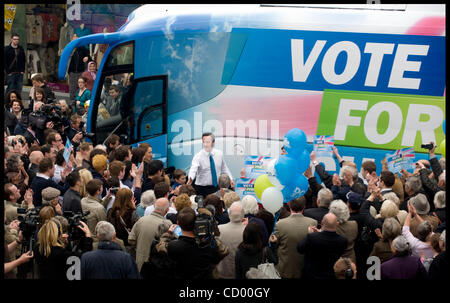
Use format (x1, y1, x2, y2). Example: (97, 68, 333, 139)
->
(228, 28, 445, 96)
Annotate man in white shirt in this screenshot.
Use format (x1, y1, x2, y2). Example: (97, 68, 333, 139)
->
(187, 133, 233, 197)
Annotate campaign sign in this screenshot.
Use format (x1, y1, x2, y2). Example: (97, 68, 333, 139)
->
(244, 155, 274, 178)
(386, 147, 415, 174)
(235, 177, 259, 201)
(63, 138, 73, 164)
(314, 135, 334, 158)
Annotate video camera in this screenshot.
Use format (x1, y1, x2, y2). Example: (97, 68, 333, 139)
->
(28, 103, 64, 132)
(194, 204, 217, 248)
(63, 210, 90, 241)
(17, 207, 41, 252)
(421, 143, 435, 150)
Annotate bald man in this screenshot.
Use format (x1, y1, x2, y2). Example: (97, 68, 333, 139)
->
(297, 213, 348, 279)
(28, 150, 44, 183)
(128, 197, 172, 271)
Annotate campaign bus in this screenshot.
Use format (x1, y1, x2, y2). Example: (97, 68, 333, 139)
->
(58, 4, 445, 178)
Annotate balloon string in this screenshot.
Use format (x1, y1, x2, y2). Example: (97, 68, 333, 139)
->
(269, 211, 281, 247)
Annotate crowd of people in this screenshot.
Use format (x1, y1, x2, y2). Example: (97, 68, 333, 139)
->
(3, 32, 447, 280)
(3, 120, 447, 280)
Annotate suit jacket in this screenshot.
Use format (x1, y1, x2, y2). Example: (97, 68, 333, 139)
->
(128, 212, 172, 272)
(217, 221, 246, 279)
(62, 188, 82, 214)
(336, 221, 358, 262)
(303, 207, 328, 228)
(31, 175, 67, 207)
(81, 195, 107, 234)
(274, 213, 317, 278)
(297, 230, 348, 279)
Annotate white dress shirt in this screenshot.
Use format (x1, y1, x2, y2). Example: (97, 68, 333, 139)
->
(188, 148, 233, 186)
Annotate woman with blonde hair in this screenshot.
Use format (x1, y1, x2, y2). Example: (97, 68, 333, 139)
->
(33, 219, 92, 279)
(107, 188, 139, 248)
(166, 193, 192, 224)
(79, 168, 93, 198)
(377, 200, 407, 226)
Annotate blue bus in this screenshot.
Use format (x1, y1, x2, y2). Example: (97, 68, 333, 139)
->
(58, 4, 445, 178)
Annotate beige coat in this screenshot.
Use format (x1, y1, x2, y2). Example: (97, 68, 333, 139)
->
(336, 220, 358, 262)
(128, 212, 172, 271)
(274, 213, 317, 278)
(217, 221, 246, 279)
(81, 195, 107, 234)
(5, 200, 21, 225)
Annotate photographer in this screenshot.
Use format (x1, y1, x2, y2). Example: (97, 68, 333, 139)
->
(65, 113, 84, 149)
(33, 218, 92, 279)
(4, 230, 34, 279)
(167, 207, 224, 279)
(27, 103, 63, 145)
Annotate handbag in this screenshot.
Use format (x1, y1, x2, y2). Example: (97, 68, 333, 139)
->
(119, 215, 131, 235)
(246, 247, 281, 279)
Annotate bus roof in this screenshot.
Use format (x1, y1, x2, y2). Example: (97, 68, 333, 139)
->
(58, 4, 444, 80)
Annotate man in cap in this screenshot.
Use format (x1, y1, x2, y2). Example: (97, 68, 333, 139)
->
(41, 187, 62, 215)
(408, 193, 439, 237)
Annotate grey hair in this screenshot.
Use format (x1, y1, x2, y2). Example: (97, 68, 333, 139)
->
(140, 190, 156, 208)
(383, 192, 400, 207)
(329, 200, 350, 224)
(94, 144, 108, 152)
(156, 221, 171, 238)
(341, 165, 358, 181)
(405, 176, 422, 194)
(241, 195, 259, 215)
(434, 191, 446, 209)
(318, 188, 333, 208)
(417, 221, 432, 242)
(382, 217, 402, 241)
(228, 201, 244, 223)
(218, 174, 231, 189)
(392, 235, 411, 255)
(95, 221, 116, 241)
(6, 153, 21, 172)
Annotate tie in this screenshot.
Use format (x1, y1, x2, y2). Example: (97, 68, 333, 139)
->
(209, 154, 218, 187)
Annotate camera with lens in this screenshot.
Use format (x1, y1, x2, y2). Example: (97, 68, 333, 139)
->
(17, 207, 41, 252)
(63, 210, 90, 241)
(28, 104, 64, 132)
(80, 130, 95, 140)
(194, 204, 217, 248)
(421, 143, 435, 150)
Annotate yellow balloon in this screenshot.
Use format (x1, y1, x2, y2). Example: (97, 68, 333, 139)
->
(439, 139, 445, 158)
(254, 174, 274, 199)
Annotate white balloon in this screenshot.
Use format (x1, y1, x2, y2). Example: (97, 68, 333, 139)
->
(261, 186, 284, 215)
(266, 158, 284, 190)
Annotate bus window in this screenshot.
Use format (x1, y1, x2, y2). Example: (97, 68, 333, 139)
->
(95, 72, 131, 144)
(133, 76, 167, 142)
(105, 42, 133, 67)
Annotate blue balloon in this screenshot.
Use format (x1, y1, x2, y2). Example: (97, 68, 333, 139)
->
(281, 174, 309, 202)
(283, 128, 307, 157)
(275, 155, 299, 186)
(443, 119, 446, 135)
(298, 150, 311, 173)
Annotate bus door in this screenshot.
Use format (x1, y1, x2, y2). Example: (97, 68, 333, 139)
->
(132, 75, 168, 163)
